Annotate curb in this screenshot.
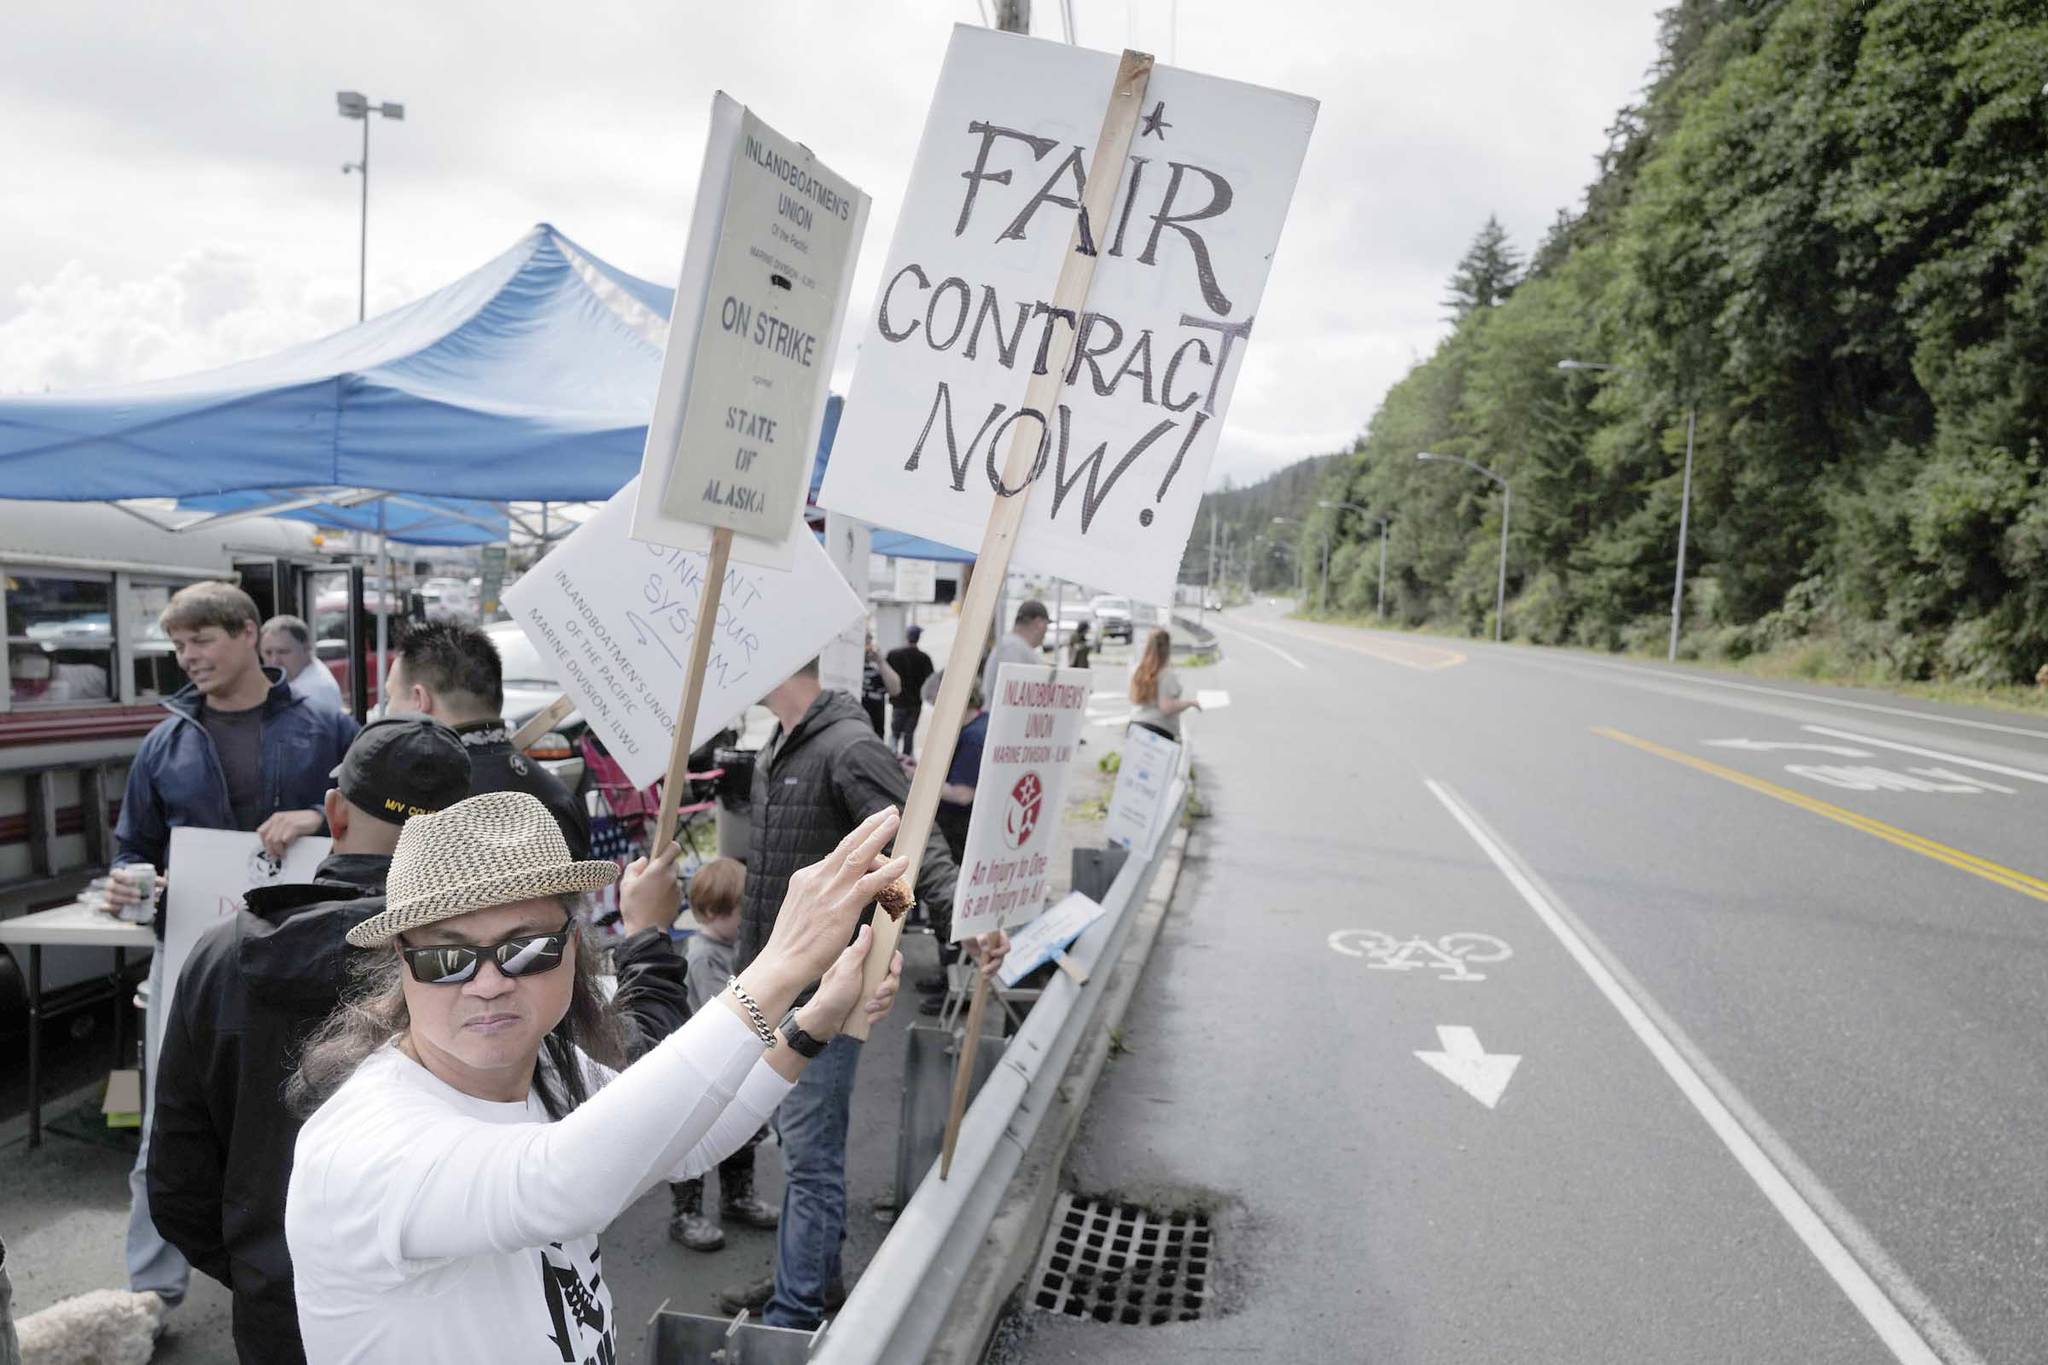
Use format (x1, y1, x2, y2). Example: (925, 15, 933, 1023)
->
(927, 820, 1193, 1361)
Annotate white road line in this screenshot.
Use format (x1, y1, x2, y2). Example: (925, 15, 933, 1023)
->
(1503, 651, 2048, 744)
(1425, 778, 1979, 1365)
(1209, 619, 1307, 670)
(1803, 725, 2048, 788)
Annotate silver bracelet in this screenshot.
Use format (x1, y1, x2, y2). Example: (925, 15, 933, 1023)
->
(727, 977, 775, 1047)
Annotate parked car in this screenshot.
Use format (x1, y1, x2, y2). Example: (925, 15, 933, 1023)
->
(1090, 594, 1134, 643)
(420, 576, 478, 620)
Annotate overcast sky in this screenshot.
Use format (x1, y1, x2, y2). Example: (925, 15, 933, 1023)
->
(0, 0, 1663, 489)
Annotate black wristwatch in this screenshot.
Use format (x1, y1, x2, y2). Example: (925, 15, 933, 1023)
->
(779, 1010, 827, 1059)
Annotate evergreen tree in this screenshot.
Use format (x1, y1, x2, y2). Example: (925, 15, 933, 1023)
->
(1305, 0, 2048, 683)
(1441, 216, 1523, 320)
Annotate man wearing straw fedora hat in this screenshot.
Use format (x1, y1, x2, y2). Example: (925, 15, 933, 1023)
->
(283, 790, 907, 1364)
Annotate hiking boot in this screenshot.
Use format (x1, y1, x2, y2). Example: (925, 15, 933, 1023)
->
(713, 1273, 847, 1317)
(668, 1180, 725, 1253)
(714, 1274, 774, 1315)
(720, 1166, 779, 1231)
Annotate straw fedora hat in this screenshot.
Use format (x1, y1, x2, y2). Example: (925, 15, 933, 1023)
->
(346, 791, 619, 948)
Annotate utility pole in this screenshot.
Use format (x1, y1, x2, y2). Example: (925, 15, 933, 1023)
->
(1203, 508, 1217, 622)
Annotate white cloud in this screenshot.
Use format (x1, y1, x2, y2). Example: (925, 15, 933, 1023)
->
(0, 0, 1663, 485)
(0, 250, 359, 393)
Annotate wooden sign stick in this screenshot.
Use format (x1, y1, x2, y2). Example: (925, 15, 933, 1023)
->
(937, 963, 994, 1179)
(510, 695, 575, 753)
(850, 48, 1154, 1046)
(652, 526, 735, 852)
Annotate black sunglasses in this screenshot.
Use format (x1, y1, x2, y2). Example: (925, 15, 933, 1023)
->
(398, 914, 576, 986)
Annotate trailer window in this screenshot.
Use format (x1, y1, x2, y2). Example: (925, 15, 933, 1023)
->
(125, 578, 188, 699)
(5, 574, 114, 707)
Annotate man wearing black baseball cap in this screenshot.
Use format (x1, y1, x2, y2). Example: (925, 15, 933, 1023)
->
(147, 718, 471, 1364)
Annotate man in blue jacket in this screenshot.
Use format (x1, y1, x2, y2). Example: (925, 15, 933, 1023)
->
(100, 580, 357, 1319)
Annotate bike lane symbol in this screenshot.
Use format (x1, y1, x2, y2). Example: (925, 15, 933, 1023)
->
(1328, 929, 1513, 983)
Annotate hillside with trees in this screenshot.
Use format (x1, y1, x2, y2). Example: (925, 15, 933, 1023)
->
(1298, 0, 2048, 683)
(1182, 455, 1340, 596)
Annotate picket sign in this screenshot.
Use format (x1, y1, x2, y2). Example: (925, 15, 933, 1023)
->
(847, 47, 1153, 1050)
(629, 96, 865, 848)
(158, 829, 331, 1072)
(819, 28, 1320, 606)
(996, 889, 1109, 988)
(927, 51, 1156, 1180)
(948, 663, 1093, 944)
(506, 484, 867, 792)
(651, 528, 734, 848)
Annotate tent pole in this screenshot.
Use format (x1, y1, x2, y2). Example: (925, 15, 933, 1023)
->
(375, 501, 390, 708)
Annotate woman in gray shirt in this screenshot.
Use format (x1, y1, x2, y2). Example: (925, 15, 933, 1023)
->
(1129, 628, 1200, 740)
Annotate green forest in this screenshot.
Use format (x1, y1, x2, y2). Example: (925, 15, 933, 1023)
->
(1292, 0, 2048, 683)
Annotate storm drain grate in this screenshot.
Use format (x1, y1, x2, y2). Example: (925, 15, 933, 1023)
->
(1028, 1194, 1211, 1325)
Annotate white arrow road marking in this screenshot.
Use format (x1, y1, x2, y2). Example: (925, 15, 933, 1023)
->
(1413, 1025, 1521, 1109)
(1803, 724, 2048, 787)
(1705, 738, 1872, 756)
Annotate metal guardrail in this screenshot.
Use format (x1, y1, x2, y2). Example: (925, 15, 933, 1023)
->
(811, 777, 1191, 1364)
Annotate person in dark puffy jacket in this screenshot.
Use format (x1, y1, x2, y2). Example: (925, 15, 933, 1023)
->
(720, 659, 1005, 1330)
(382, 619, 592, 859)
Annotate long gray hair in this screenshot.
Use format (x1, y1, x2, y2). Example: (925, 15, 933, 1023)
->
(287, 908, 627, 1122)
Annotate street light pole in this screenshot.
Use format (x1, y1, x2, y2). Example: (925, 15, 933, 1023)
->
(1415, 452, 1511, 643)
(1559, 358, 1695, 662)
(1318, 499, 1391, 620)
(338, 91, 405, 323)
(1272, 516, 1329, 614)
(1670, 405, 1696, 662)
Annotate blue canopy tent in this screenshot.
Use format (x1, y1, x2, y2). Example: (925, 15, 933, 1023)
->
(0, 222, 972, 565)
(806, 397, 974, 564)
(176, 490, 509, 546)
(0, 224, 670, 508)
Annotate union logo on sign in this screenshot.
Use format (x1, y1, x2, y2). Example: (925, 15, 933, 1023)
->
(1004, 771, 1044, 849)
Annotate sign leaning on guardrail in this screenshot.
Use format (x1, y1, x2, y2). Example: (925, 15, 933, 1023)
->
(817, 23, 1318, 1039)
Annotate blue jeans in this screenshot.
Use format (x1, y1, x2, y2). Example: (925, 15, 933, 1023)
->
(127, 951, 190, 1306)
(763, 1034, 861, 1329)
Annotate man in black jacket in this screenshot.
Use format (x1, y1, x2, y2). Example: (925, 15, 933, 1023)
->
(383, 620, 592, 858)
(722, 659, 1005, 1329)
(147, 718, 689, 1363)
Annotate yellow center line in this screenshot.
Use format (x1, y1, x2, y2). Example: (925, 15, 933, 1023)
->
(1249, 619, 1467, 671)
(1594, 726, 2048, 904)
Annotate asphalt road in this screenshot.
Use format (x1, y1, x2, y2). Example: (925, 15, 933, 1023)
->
(1003, 602, 2048, 1364)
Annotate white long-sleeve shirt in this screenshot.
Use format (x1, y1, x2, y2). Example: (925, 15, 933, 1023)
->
(289, 660, 345, 712)
(285, 1004, 789, 1364)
